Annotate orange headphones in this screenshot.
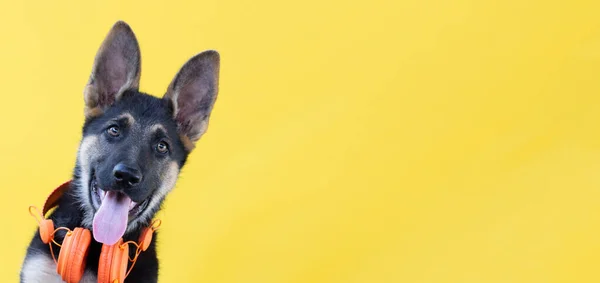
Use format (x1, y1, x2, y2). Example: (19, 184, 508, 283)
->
(28, 181, 161, 283)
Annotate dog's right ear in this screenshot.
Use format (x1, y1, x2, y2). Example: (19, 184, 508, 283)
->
(84, 21, 141, 118)
(164, 51, 220, 152)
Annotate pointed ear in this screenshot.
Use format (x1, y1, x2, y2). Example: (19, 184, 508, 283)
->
(164, 50, 220, 151)
(84, 21, 141, 118)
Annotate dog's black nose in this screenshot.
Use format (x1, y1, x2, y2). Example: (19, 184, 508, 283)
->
(113, 163, 142, 187)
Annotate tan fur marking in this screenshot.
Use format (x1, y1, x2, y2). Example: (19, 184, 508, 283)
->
(116, 113, 135, 125)
(147, 161, 179, 209)
(191, 120, 209, 142)
(129, 161, 180, 234)
(83, 83, 98, 108)
(84, 106, 104, 118)
(77, 135, 101, 229)
(151, 124, 167, 133)
(180, 134, 196, 151)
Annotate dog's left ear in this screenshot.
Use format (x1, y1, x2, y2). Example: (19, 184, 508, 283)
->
(164, 50, 220, 151)
(84, 21, 141, 118)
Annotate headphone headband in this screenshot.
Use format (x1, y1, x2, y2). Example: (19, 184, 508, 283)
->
(42, 180, 72, 217)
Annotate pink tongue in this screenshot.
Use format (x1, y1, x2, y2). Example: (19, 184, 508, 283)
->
(92, 191, 130, 245)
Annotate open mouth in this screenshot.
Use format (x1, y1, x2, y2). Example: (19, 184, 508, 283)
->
(89, 171, 151, 245)
(89, 174, 150, 245)
(90, 179, 148, 220)
(90, 172, 149, 218)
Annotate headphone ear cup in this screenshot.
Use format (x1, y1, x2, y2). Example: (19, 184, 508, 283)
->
(98, 241, 115, 283)
(39, 219, 55, 244)
(98, 238, 129, 283)
(56, 229, 75, 278)
(65, 228, 91, 283)
(111, 242, 129, 282)
(138, 227, 153, 251)
(57, 228, 91, 283)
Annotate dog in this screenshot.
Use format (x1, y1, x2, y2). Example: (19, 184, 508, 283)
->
(20, 21, 220, 283)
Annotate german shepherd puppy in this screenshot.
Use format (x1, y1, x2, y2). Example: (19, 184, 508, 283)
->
(20, 21, 220, 282)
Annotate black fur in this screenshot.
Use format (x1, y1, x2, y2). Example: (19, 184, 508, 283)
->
(22, 91, 190, 283)
(20, 21, 219, 283)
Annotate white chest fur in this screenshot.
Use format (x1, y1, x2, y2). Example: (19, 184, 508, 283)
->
(21, 254, 97, 283)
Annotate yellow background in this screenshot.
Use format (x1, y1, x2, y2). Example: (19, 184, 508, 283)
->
(2, 0, 600, 282)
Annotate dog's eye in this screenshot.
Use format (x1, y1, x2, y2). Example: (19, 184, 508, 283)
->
(156, 142, 169, 154)
(107, 126, 120, 137)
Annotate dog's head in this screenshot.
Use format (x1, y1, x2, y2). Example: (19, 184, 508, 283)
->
(74, 21, 219, 245)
